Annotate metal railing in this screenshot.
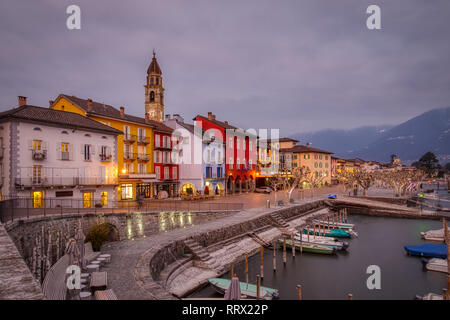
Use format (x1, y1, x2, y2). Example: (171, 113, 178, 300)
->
(124, 152, 137, 160)
(123, 134, 137, 143)
(0, 198, 244, 224)
(15, 176, 117, 187)
(137, 136, 151, 144)
(32, 149, 47, 160)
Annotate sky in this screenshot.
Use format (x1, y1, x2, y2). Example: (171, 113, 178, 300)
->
(1, 0, 449, 136)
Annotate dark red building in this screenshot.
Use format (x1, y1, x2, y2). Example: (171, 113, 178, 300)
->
(193, 112, 257, 194)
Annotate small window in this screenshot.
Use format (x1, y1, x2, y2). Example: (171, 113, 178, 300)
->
(33, 127, 42, 131)
(85, 134, 91, 137)
(101, 136, 107, 139)
(61, 130, 68, 135)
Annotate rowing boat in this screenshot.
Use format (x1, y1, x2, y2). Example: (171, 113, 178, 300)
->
(278, 238, 336, 255)
(404, 244, 447, 259)
(420, 227, 450, 243)
(294, 233, 349, 250)
(303, 228, 352, 238)
(208, 278, 279, 300)
(421, 258, 448, 273)
(312, 219, 355, 231)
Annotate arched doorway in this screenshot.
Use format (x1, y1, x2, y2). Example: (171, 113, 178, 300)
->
(181, 183, 195, 195)
(215, 182, 224, 196)
(227, 176, 234, 194)
(235, 176, 242, 194)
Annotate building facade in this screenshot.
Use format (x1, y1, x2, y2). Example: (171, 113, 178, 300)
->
(194, 113, 257, 194)
(50, 95, 156, 201)
(0, 98, 121, 208)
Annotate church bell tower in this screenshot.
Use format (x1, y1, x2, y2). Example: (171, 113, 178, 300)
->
(145, 50, 164, 122)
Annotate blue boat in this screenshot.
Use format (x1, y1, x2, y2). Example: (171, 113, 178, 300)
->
(328, 194, 337, 199)
(404, 244, 447, 259)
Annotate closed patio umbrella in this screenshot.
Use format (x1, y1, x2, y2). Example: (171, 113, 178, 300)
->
(75, 222, 87, 268)
(224, 275, 241, 300)
(65, 238, 80, 267)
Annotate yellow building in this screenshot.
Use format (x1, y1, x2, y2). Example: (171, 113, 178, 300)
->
(50, 94, 157, 200)
(282, 143, 333, 185)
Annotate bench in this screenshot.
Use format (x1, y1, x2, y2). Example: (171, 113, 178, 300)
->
(90, 271, 107, 292)
(84, 242, 101, 263)
(94, 289, 118, 300)
(41, 254, 69, 300)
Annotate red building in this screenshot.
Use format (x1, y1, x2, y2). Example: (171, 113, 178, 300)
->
(147, 116, 179, 198)
(193, 112, 257, 194)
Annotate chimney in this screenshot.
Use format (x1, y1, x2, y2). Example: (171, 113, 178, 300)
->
(306, 142, 311, 146)
(173, 114, 184, 123)
(207, 112, 215, 120)
(18, 96, 27, 107)
(49, 100, 54, 107)
(224, 121, 229, 125)
(145, 113, 150, 123)
(120, 106, 125, 117)
(165, 114, 170, 121)
(87, 98, 93, 111)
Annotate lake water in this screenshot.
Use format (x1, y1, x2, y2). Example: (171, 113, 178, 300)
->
(189, 214, 447, 300)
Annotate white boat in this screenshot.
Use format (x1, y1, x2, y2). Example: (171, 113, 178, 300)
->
(422, 258, 448, 273)
(420, 227, 450, 242)
(294, 233, 349, 250)
(415, 293, 443, 300)
(312, 219, 355, 230)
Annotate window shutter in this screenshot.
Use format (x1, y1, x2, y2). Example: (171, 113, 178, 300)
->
(81, 144, 85, 155)
(91, 144, 95, 155)
(28, 140, 33, 150)
(69, 144, 74, 160)
(56, 143, 61, 160)
(43, 141, 48, 150)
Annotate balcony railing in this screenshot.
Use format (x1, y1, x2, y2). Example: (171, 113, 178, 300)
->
(137, 136, 150, 145)
(137, 153, 150, 161)
(100, 154, 112, 162)
(124, 152, 137, 160)
(123, 134, 137, 143)
(32, 149, 47, 161)
(15, 176, 117, 187)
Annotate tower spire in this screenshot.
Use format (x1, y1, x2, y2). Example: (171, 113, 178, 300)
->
(145, 50, 164, 122)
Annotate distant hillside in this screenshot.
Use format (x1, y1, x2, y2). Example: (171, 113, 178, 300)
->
(291, 125, 393, 158)
(291, 107, 450, 163)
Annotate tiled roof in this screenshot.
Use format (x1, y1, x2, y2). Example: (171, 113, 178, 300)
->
(0, 105, 122, 135)
(259, 137, 299, 143)
(55, 94, 172, 133)
(194, 115, 238, 130)
(281, 144, 333, 154)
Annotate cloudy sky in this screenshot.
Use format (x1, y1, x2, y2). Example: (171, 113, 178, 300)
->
(1, 0, 449, 136)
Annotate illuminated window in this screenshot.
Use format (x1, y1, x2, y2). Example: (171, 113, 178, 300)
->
(121, 184, 133, 200)
(33, 140, 42, 150)
(100, 192, 108, 206)
(32, 191, 44, 208)
(83, 192, 93, 208)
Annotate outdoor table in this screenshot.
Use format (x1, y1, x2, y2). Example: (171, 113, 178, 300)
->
(80, 291, 92, 300)
(91, 260, 101, 265)
(90, 271, 107, 293)
(86, 264, 99, 273)
(97, 257, 106, 265)
(99, 254, 111, 263)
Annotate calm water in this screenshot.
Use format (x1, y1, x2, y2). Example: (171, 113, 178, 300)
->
(190, 215, 447, 300)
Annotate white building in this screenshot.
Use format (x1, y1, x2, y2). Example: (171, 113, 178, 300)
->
(0, 97, 121, 208)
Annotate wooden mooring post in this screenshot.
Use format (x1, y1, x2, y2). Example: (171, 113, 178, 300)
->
(256, 275, 261, 300)
(273, 242, 277, 272)
(307, 227, 310, 242)
(283, 237, 287, 265)
(348, 293, 353, 300)
(313, 224, 316, 239)
(327, 216, 330, 232)
(291, 233, 295, 258)
(245, 254, 249, 286)
(230, 262, 234, 280)
(260, 247, 264, 279)
(296, 285, 302, 300)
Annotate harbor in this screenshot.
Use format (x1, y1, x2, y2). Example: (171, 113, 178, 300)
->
(189, 214, 447, 300)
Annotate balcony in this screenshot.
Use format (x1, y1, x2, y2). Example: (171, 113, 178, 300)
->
(61, 152, 70, 161)
(100, 154, 112, 162)
(32, 150, 47, 161)
(123, 152, 137, 161)
(137, 153, 150, 162)
(137, 136, 151, 145)
(123, 134, 136, 144)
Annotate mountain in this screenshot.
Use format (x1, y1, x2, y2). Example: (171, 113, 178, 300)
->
(291, 125, 393, 158)
(291, 107, 450, 163)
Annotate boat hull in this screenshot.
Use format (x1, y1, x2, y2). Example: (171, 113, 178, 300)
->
(294, 233, 349, 251)
(303, 228, 352, 238)
(279, 239, 336, 255)
(312, 219, 355, 230)
(404, 244, 447, 259)
(208, 278, 279, 300)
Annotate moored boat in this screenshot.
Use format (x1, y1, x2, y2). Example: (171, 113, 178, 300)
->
(303, 227, 352, 238)
(312, 219, 355, 231)
(404, 244, 447, 259)
(278, 238, 336, 255)
(207, 278, 279, 300)
(414, 292, 443, 300)
(294, 233, 349, 250)
(420, 227, 449, 243)
(421, 258, 448, 273)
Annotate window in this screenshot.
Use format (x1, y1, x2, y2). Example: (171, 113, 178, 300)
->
(183, 136, 189, 144)
(33, 165, 42, 184)
(84, 144, 91, 161)
(61, 142, 70, 160)
(206, 167, 212, 178)
(229, 157, 234, 169)
(150, 91, 155, 102)
(33, 140, 42, 150)
(249, 141, 252, 151)
(236, 158, 240, 168)
(33, 127, 42, 131)
(84, 134, 91, 137)
(294, 154, 298, 160)
(121, 184, 133, 200)
(325, 163, 329, 168)
(154, 151, 160, 163)
(172, 167, 177, 180)
(61, 131, 68, 135)
(217, 167, 222, 178)
(155, 166, 161, 180)
(100, 192, 108, 206)
(83, 192, 93, 208)
(138, 163, 145, 174)
(229, 137, 233, 148)
(123, 125, 131, 140)
(32, 191, 44, 208)
(319, 162, 322, 168)
(315, 162, 318, 168)
(164, 166, 169, 179)
(325, 155, 329, 160)
(206, 150, 211, 163)
(155, 134, 160, 147)
(217, 151, 222, 164)
(236, 139, 240, 150)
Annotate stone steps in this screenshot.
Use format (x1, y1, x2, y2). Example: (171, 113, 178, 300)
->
(184, 239, 223, 272)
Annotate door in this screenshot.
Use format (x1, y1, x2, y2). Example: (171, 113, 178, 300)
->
(83, 192, 93, 208)
(33, 191, 44, 208)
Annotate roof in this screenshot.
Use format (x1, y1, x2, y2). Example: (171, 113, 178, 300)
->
(259, 137, 299, 143)
(0, 105, 122, 135)
(147, 51, 162, 75)
(54, 94, 173, 132)
(193, 114, 257, 138)
(281, 144, 333, 154)
(170, 120, 224, 142)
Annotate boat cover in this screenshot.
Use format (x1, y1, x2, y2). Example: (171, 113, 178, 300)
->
(404, 244, 447, 258)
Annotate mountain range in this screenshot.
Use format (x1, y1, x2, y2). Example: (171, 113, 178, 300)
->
(291, 107, 450, 164)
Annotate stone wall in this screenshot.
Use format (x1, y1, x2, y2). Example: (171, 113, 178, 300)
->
(5, 210, 235, 283)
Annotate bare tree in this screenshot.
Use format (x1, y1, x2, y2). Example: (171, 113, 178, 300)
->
(268, 173, 283, 207)
(353, 171, 375, 196)
(278, 166, 310, 203)
(336, 170, 357, 195)
(302, 168, 326, 198)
